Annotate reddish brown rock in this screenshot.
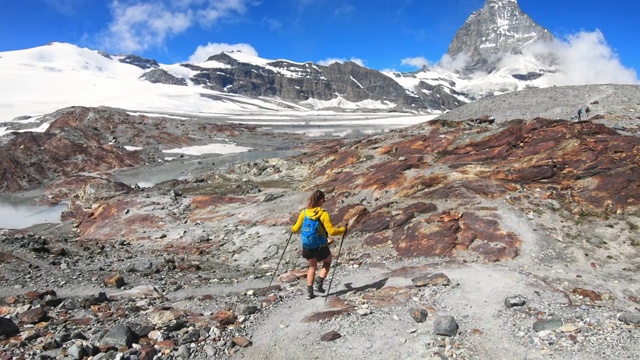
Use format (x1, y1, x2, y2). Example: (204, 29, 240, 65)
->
(302, 308, 354, 323)
(139, 345, 158, 360)
(17, 307, 47, 324)
(232, 336, 252, 347)
(572, 288, 602, 301)
(104, 273, 126, 288)
(24, 290, 56, 301)
(213, 310, 236, 326)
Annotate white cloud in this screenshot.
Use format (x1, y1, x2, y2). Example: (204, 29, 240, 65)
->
(401, 56, 431, 69)
(99, 1, 192, 53)
(98, 0, 254, 54)
(517, 30, 639, 85)
(196, 0, 250, 26)
(436, 53, 470, 72)
(187, 42, 258, 63)
(318, 57, 365, 67)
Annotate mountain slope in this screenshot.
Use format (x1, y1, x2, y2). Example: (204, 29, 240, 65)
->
(1, 0, 637, 123)
(0, 43, 305, 122)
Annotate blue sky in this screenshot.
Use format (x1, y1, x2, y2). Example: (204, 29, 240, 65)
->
(1, 0, 638, 75)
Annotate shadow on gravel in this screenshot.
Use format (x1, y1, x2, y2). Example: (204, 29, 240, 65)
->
(302, 278, 390, 323)
(329, 277, 388, 297)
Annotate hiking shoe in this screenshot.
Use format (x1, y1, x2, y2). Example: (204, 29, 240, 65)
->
(306, 286, 314, 300)
(314, 276, 326, 293)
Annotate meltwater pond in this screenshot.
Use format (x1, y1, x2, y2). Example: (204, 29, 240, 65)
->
(0, 195, 67, 230)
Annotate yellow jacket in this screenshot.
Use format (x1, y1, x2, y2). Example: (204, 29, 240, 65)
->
(291, 207, 346, 239)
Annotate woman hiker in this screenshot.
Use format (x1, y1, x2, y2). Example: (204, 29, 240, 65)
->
(291, 190, 346, 299)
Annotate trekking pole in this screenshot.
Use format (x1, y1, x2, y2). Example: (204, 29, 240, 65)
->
(325, 224, 348, 301)
(268, 231, 294, 290)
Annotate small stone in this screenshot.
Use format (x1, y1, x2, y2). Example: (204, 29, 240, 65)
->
(504, 295, 526, 308)
(237, 304, 258, 315)
(559, 323, 578, 332)
(434, 315, 458, 336)
(412, 273, 451, 287)
(409, 307, 428, 323)
(213, 310, 236, 326)
(104, 273, 126, 288)
(232, 336, 252, 347)
(320, 330, 341, 342)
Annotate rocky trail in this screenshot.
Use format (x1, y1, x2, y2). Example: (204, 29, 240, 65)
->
(2, 84, 640, 359)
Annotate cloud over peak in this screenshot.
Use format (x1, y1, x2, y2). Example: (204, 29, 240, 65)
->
(97, 0, 254, 54)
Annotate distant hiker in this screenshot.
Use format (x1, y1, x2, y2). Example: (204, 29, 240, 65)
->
(291, 190, 346, 300)
(585, 106, 590, 118)
(577, 107, 583, 121)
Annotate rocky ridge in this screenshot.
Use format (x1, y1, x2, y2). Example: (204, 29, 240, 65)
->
(1, 85, 640, 359)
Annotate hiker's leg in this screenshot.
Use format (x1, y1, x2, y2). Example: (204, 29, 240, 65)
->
(306, 258, 318, 286)
(318, 254, 332, 279)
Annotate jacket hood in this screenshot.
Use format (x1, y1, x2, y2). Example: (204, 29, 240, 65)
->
(305, 207, 324, 220)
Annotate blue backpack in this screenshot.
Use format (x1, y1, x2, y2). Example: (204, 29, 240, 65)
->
(301, 214, 324, 249)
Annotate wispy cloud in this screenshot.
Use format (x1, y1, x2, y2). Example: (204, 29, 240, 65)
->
(196, 0, 250, 26)
(44, 0, 85, 15)
(97, 0, 254, 54)
(187, 42, 258, 63)
(262, 17, 283, 31)
(318, 57, 365, 67)
(401, 56, 430, 69)
(334, 4, 355, 16)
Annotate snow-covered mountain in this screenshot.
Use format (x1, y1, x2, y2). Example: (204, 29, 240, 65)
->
(447, 0, 554, 74)
(0, 0, 633, 123)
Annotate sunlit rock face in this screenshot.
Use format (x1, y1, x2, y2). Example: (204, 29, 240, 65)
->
(446, 0, 554, 74)
(296, 118, 640, 260)
(0, 107, 143, 193)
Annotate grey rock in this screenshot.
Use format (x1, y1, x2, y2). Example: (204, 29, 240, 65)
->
(98, 324, 136, 347)
(119, 54, 159, 70)
(434, 315, 459, 336)
(179, 329, 200, 345)
(533, 318, 563, 332)
(141, 68, 187, 86)
(177, 344, 191, 359)
(237, 304, 259, 315)
(504, 295, 527, 308)
(67, 343, 89, 359)
(618, 312, 640, 325)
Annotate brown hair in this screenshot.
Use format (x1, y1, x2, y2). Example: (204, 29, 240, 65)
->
(307, 190, 325, 208)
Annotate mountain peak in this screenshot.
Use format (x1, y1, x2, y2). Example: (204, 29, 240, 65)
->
(446, 0, 553, 74)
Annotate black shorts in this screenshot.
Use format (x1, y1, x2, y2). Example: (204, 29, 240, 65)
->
(302, 246, 331, 262)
